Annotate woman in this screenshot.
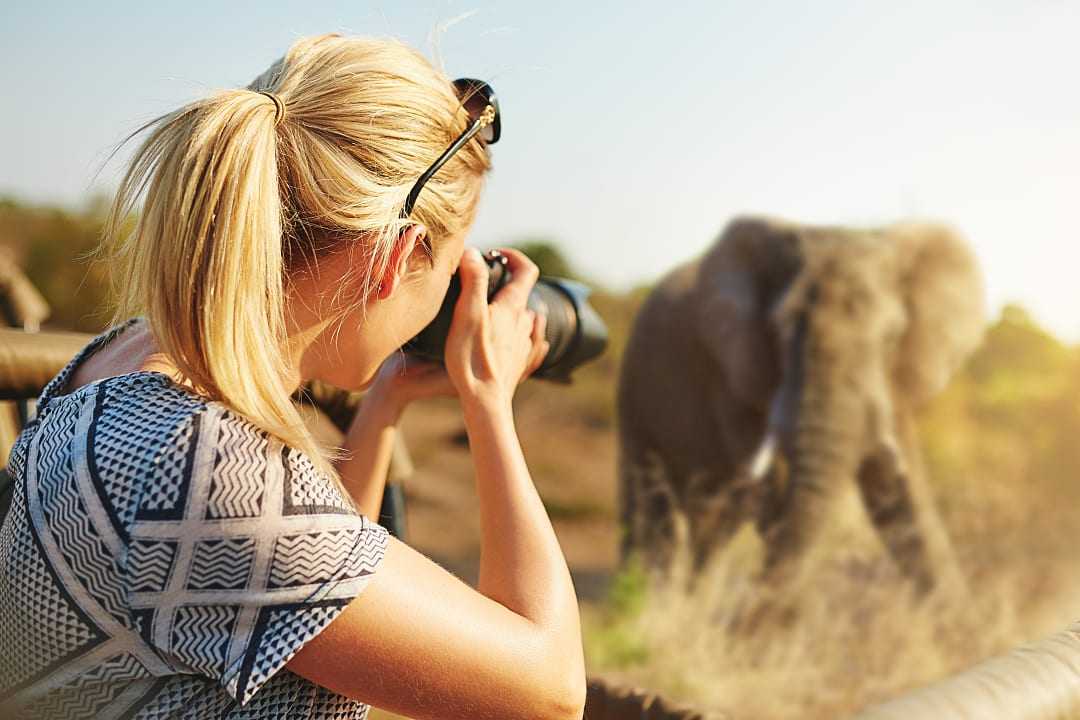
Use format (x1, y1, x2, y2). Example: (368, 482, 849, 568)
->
(0, 33, 585, 720)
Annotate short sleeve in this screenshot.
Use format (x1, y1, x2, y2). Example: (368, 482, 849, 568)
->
(118, 405, 389, 706)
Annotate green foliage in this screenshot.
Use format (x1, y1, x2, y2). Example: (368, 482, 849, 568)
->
(606, 553, 649, 618)
(541, 496, 608, 521)
(967, 304, 1075, 414)
(583, 554, 652, 668)
(509, 238, 579, 279)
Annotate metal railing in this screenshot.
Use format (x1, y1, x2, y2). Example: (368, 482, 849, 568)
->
(856, 623, 1080, 719)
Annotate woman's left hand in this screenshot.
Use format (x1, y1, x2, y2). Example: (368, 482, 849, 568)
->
(366, 351, 457, 419)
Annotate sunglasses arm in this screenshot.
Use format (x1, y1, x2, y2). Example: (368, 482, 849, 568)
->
(401, 118, 485, 218)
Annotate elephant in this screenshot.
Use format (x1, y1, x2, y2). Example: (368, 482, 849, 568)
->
(616, 216, 986, 590)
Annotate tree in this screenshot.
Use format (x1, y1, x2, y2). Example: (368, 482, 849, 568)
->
(509, 238, 580, 280)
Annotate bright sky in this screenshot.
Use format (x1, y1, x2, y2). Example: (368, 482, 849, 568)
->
(3, 1, 1078, 339)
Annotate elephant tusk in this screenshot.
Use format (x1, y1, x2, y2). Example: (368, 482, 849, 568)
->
(749, 433, 778, 480)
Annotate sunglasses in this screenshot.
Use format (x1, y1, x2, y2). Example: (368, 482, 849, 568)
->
(401, 78, 501, 219)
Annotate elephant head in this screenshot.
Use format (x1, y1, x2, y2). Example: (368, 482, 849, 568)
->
(694, 216, 986, 582)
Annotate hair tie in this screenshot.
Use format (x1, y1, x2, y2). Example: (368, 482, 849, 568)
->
(257, 90, 286, 127)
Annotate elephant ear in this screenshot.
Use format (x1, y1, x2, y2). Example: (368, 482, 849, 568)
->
(893, 222, 987, 407)
(694, 216, 802, 408)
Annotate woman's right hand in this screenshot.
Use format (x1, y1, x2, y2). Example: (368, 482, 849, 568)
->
(444, 247, 550, 414)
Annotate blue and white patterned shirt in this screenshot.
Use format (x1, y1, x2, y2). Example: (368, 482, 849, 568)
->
(0, 317, 389, 719)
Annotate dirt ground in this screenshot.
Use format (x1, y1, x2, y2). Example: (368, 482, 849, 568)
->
(394, 384, 620, 602)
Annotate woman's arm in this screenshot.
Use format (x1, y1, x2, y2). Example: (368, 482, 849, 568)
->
(334, 382, 401, 520)
(334, 352, 455, 519)
(465, 395, 581, 651)
(286, 248, 585, 719)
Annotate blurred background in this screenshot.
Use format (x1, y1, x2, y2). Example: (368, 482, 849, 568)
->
(3, 2, 1079, 718)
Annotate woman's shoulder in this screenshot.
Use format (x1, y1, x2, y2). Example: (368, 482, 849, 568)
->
(184, 399, 359, 520)
(86, 379, 350, 524)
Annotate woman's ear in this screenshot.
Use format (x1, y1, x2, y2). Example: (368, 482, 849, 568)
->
(377, 224, 428, 300)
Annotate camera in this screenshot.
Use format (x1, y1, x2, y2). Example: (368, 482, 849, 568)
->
(404, 249, 608, 382)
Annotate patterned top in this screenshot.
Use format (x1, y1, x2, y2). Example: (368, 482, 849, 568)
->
(0, 317, 390, 719)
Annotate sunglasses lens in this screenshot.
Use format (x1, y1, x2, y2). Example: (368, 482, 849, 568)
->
(456, 79, 499, 144)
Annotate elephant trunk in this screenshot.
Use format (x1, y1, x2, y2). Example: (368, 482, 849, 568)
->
(765, 331, 872, 575)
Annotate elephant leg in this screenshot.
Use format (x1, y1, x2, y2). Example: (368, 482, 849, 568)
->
(892, 411, 966, 593)
(856, 421, 963, 594)
(618, 451, 682, 575)
(855, 449, 930, 590)
(685, 471, 744, 573)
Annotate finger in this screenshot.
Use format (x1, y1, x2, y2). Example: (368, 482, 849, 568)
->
(524, 337, 550, 378)
(531, 310, 548, 346)
(454, 247, 489, 326)
(519, 308, 536, 334)
(538, 343, 552, 373)
(521, 313, 547, 376)
(492, 248, 539, 309)
(521, 311, 539, 348)
(527, 339, 545, 375)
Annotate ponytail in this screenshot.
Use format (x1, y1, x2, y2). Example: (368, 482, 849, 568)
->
(98, 87, 345, 481)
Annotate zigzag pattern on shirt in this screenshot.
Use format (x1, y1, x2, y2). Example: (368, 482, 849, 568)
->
(23, 651, 148, 718)
(170, 605, 237, 678)
(19, 676, 126, 719)
(34, 398, 81, 510)
(125, 540, 177, 594)
(205, 414, 266, 520)
(187, 538, 256, 591)
(43, 488, 129, 625)
(268, 530, 384, 588)
(71, 652, 146, 687)
(343, 524, 389, 579)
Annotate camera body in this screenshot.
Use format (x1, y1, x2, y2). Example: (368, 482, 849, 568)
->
(404, 250, 608, 382)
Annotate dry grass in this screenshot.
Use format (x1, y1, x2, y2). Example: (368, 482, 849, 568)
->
(584, 509, 1080, 719)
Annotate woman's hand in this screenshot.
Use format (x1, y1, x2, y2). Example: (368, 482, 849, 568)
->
(444, 247, 550, 414)
(365, 351, 457, 420)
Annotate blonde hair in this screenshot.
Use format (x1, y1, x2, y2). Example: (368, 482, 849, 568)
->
(92, 33, 491, 483)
